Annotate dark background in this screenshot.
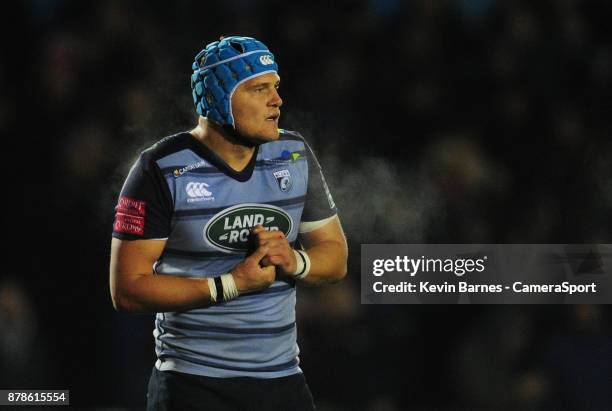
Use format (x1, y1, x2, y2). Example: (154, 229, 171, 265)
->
(3, 0, 612, 409)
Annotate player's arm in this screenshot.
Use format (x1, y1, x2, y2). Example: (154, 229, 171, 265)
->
(254, 215, 348, 285)
(111, 238, 208, 312)
(110, 238, 274, 313)
(295, 215, 348, 285)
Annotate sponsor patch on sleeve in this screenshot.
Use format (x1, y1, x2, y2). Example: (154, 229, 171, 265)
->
(116, 196, 146, 217)
(114, 213, 145, 235)
(114, 197, 146, 235)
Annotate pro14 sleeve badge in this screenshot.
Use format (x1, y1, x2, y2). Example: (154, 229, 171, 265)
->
(114, 196, 146, 236)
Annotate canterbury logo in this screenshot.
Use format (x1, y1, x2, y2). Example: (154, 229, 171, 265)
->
(259, 55, 274, 65)
(186, 182, 212, 198)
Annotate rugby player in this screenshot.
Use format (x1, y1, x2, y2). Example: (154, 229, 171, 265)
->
(110, 35, 348, 410)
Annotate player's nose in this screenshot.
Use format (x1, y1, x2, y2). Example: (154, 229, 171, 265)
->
(269, 88, 283, 108)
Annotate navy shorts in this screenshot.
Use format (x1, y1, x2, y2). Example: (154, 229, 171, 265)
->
(146, 366, 316, 411)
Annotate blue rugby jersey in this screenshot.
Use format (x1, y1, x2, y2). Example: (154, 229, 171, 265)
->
(112, 129, 337, 378)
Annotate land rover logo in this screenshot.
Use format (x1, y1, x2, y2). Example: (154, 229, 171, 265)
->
(204, 203, 293, 252)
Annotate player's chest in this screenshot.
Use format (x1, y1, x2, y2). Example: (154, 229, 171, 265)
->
(171, 161, 306, 206)
(167, 162, 307, 252)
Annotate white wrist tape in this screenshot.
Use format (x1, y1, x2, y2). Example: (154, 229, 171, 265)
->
(292, 250, 311, 279)
(220, 273, 239, 301)
(207, 277, 218, 303)
(208, 274, 239, 303)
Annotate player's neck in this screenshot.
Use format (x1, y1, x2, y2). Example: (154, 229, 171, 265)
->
(190, 118, 255, 172)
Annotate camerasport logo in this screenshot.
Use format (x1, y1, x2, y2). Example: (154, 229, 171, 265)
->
(204, 203, 292, 252)
(186, 182, 214, 203)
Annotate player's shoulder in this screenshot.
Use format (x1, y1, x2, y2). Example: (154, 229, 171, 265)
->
(260, 129, 309, 159)
(130, 132, 197, 175)
(276, 129, 320, 160)
(140, 131, 193, 163)
(270, 128, 311, 150)
(278, 128, 306, 143)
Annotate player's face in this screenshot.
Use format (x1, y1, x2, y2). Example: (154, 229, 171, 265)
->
(231, 73, 283, 142)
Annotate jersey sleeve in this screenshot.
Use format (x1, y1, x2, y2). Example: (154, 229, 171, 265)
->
(112, 154, 173, 240)
(301, 140, 338, 222)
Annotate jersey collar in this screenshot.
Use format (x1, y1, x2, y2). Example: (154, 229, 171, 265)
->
(185, 132, 259, 182)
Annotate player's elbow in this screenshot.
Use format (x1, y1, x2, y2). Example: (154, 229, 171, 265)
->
(333, 261, 348, 282)
(110, 284, 145, 313)
(339, 264, 348, 281)
(110, 276, 128, 311)
(331, 246, 348, 282)
(112, 292, 147, 313)
(111, 295, 126, 312)
(111, 289, 133, 312)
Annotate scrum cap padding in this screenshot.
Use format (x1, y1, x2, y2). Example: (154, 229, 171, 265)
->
(191, 36, 278, 128)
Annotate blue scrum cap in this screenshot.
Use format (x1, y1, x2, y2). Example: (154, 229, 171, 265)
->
(191, 36, 278, 128)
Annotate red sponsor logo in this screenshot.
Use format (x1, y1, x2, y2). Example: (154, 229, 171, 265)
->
(114, 213, 145, 236)
(116, 197, 146, 217)
(114, 197, 146, 235)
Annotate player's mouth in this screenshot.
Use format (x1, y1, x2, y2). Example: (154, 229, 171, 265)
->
(266, 112, 280, 122)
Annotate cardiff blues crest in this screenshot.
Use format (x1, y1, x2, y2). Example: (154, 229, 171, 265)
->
(273, 169, 293, 192)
